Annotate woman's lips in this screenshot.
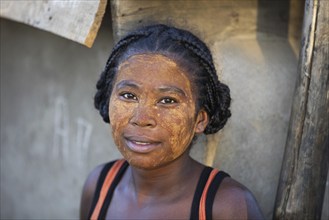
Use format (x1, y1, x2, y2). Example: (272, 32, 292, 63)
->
(124, 136, 161, 153)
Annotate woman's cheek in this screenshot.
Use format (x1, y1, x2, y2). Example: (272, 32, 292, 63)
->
(112, 102, 133, 159)
(170, 121, 194, 158)
(160, 106, 196, 158)
(109, 99, 132, 143)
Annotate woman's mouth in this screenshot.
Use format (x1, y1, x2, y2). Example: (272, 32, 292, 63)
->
(124, 137, 161, 153)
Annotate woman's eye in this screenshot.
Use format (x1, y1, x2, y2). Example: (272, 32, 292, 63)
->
(159, 98, 177, 104)
(120, 93, 137, 100)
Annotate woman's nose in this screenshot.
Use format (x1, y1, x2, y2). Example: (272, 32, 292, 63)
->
(129, 105, 157, 128)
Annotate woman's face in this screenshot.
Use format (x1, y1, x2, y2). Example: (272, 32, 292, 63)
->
(109, 54, 208, 169)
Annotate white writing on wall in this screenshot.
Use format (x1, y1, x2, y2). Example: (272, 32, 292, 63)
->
(53, 96, 93, 165)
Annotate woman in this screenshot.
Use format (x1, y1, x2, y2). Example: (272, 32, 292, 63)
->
(80, 24, 264, 219)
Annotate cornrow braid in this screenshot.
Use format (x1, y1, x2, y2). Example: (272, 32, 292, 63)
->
(94, 24, 231, 134)
(168, 34, 231, 134)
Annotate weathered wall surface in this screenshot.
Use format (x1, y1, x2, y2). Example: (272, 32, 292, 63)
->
(0, 15, 121, 218)
(213, 36, 297, 218)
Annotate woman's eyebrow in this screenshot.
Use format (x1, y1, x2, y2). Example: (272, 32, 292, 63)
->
(158, 86, 187, 97)
(116, 80, 140, 89)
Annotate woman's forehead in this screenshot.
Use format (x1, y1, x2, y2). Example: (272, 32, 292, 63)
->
(117, 54, 190, 81)
(118, 53, 178, 71)
(114, 54, 194, 96)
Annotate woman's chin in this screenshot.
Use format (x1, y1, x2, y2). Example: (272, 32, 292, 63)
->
(124, 155, 173, 170)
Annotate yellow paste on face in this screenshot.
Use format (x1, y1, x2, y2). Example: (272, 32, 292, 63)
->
(109, 54, 207, 169)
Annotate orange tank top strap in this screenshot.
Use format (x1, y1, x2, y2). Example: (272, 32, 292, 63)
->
(190, 167, 230, 220)
(88, 159, 128, 220)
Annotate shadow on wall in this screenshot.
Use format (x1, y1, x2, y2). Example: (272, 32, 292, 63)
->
(257, 0, 290, 39)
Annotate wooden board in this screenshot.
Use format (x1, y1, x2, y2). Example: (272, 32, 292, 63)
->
(0, 0, 107, 47)
(111, 0, 260, 44)
(274, 0, 329, 219)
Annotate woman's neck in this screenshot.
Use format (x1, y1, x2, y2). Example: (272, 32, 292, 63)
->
(127, 154, 203, 203)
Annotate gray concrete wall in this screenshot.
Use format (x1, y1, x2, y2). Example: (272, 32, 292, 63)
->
(0, 15, 121, 219)
(213, 36, 296, 219)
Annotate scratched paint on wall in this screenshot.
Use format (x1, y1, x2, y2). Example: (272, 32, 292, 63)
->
(75, 117, 93, 166)
(53, 96, 93, 164)
(53, 96, 70, 160)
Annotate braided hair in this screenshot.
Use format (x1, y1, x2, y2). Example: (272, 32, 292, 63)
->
(94, 24, 231, 134)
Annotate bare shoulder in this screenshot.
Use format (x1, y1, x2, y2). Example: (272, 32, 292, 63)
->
(79, 163, 106, 220)
(213, 177, 264, 220)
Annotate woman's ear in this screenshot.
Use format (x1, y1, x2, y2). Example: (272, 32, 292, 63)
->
(195, 109, 209, 134)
